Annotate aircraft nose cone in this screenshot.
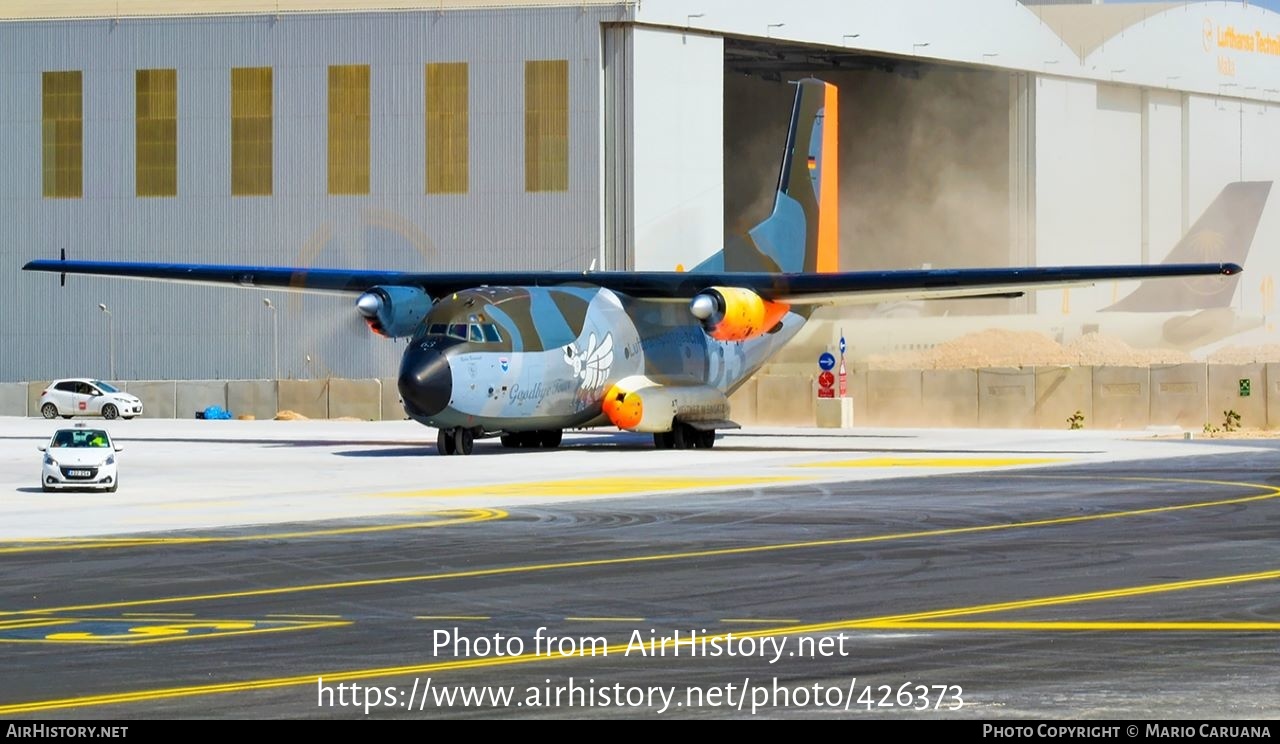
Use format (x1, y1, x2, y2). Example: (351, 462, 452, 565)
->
(399, 346, 452, 417)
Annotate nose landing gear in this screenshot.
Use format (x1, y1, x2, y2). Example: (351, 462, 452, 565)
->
(437, 427, 475, 456)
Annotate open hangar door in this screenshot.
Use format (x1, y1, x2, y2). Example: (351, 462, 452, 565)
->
(723, 38, 1020, 321)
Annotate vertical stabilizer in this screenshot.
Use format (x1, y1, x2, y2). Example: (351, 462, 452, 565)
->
(699, 78, 839, 274)
(1105, 181, 1270, 312)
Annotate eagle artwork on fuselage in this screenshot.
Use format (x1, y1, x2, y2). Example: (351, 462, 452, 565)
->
(24, 79, 1243, 455)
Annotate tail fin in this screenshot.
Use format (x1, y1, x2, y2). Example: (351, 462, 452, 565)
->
(697, 78, 838, 274)
(1105, 181, 1271, 312)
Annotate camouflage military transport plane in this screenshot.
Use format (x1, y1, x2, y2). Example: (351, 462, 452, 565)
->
(25, 79, 1242, 455)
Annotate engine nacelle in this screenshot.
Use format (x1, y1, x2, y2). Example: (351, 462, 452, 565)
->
(602, 375, 730, 433)
(355, 286, 433, 338)
(689, 286, 790, 341)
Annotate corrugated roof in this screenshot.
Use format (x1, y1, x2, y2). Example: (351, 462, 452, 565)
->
(1027, 2, 1184, 59)
(1, 0, 631, 22)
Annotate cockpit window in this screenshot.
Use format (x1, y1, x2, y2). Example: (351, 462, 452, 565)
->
(418, 319, 505, 345)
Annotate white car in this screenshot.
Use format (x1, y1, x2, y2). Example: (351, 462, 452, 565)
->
(38, 379, 143, 420)
(38, 425, 122, 492)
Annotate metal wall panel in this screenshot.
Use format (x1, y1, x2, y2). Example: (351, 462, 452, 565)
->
(1, 7, 622, 381)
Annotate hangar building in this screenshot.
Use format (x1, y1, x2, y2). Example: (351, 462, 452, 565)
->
(1, 0, 1278, 381)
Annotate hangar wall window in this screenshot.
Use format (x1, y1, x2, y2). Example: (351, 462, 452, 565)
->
(231, 67, 273, 196)
(42, 71, 83, 199)
(524, 59, 568, 193)
(328, 64, 370, 195)
(425, 62, 468, 195)
(136, 68, 178, 197)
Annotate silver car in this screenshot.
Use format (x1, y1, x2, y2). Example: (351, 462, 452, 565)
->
(38, 379, 144, 420)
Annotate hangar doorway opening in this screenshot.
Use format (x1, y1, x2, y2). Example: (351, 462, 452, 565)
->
(724, 39, 1030, 317)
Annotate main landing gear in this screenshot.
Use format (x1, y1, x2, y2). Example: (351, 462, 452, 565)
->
(499, 430, 563, 449)
(653, 422, 715, 450)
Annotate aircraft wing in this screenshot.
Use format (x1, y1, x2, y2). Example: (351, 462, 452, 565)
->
(21, 259, 1240, 305)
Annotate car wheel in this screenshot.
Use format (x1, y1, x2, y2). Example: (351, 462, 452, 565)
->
(102, 404, 119, 420)
(41, 403, 58, 419)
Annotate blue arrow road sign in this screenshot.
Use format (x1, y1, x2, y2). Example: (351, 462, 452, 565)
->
(819, 352, 836, 371)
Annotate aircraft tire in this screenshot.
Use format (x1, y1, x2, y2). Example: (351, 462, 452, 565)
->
(455, 428, 474, 455)
(653, 432, 672, 450)
(539, 430, 562, 449)
(500, 434, 518, 448)
(437, 428, 456, 456)
(699, 429, 715, 449)
(671, 424, 687, 450)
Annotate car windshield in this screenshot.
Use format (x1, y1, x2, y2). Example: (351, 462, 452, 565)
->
(52, 430, 111, 448)
(92, 381, 121, 393)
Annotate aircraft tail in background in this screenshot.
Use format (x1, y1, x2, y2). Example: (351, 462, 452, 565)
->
(1105, 181, 1271, 312)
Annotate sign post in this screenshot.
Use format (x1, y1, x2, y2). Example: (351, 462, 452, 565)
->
(838, 332, 847, 398)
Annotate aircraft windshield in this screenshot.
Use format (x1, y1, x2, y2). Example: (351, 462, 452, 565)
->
(422, 322, 503, 343)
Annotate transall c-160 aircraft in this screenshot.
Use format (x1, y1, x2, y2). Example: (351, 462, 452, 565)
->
(25, 78, 1241, 456)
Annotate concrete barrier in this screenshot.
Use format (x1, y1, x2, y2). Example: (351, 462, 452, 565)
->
(27, 382, 52, 419)
(840, 366, 868, 424)
(278, 379, 329, 420)
(755, 375, 815, 426)
(815, 397, 854, 427)
(1268, 364, 1280, 430)
(1149, 364, 1207, 429)
(978, 368, 1035, 428)
(1207, 364, 1265, 431)
(379, 377, 403, 421)
(0, 383, 28, 416)
(176, 381, 228, 419)
(923, 369, 978, 428)
(227, 380, 278, 421)
(123, 381, 176, 419)
(1091, 367, 1149, 429)
(1035, 366, 1093, 430)
(328, 378, 381, 420)
(864, 370, 923, 427)
(727, 377, 758, 427)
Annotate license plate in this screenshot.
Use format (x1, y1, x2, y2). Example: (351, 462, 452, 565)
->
(68, 470, 90, 477)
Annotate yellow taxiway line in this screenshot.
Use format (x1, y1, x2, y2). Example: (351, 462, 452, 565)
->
(3, 566, 1278, 715)
(3, 478, 1277, 618)
(0, 509, 506, 555)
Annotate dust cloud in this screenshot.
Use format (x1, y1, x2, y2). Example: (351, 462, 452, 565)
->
(724, 64, 1012, 316)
